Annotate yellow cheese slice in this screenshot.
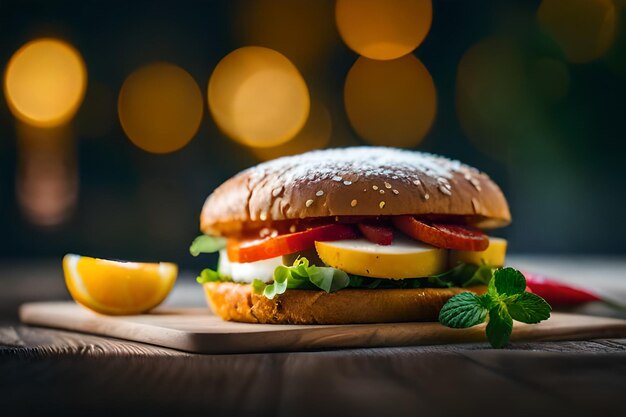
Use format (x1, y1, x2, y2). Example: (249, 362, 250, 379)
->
(449, 237, 507, 267)
(315, 236, 447, 279)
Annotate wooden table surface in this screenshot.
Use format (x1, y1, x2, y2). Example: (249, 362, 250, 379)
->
(2, 256, 626, 417)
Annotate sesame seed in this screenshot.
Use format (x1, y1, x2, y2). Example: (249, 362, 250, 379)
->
(472, 197, 481, 213)
(470, 178, 482, 191)
(439, 185, 452, 196)
(384, 182, 392, 189)
(332, 176, 342, 182)
(351, 199, 358, 207)
(392, 176, 399, 179)
(379, 201, 386, 209)
(363, 188, 367, 192)
(464, 173, 472, 181)
(392, 189, 399, 195)
(379, 189, 385, 194)
(343, 180, 352, 186)
(316, 190, 324, 197)
(271, 186, 283, 197)
(372, 185, 379, 190)
(289, 225, 297, 233)
(413, 179, 421, 186)
(424, 193, 430, 200)
(260, 212, 267, 221)
(306, 199, 314, 207)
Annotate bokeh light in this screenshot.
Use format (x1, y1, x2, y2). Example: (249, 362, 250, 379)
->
(208, 46, 310, 148)
(456, 36, 575, 162)
(235, 0, 338, 72)
(456, 37, 538, 158)
(251, 100, 332, 161)
(16, 123, 78, 226)
(538, 0, 616, 63)
(344, 54, 436, 148)
(335, 0, 432, 60)
(118, 62, 203, 154)
(605, 4, 626, 79)
(532, 58, 570, 102)
(4, 38, 87, 127)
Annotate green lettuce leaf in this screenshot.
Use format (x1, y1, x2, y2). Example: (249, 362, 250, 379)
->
(196, 268, 228, 284)
(189, 235, 226, 257)
(252, 257, 351, 299)
(428, 263, 494, 288)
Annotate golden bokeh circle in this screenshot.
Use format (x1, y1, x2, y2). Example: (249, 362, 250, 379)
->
(208, 46, 310, 148)
(4, 38, 87, 127)
(251, 99, 332, 161)
(538, 0, 616, 63)
(456, 37, 530, 158)
(235, 0, 338, 72)
(118, 62, 204, 154)
(336, 0, 432, 60)
(344, 54, 436, 148)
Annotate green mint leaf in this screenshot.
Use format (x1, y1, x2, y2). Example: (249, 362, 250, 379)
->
(486, 305, 513, 348)
(438, 292, 489, 328)
(493, 267, 526, 296)
(479, 293, 497, 310)
(189, 235, 226, 256)
(506, 292, 552, 324)
(439, 266, 552, 348)
(196, 268, 224, 284)
(308, 266, 350, 292)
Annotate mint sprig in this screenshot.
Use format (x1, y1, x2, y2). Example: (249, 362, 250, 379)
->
(438, 267, 552, 348)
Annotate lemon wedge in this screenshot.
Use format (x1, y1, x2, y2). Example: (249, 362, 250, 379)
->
(63, 254, 177, 315)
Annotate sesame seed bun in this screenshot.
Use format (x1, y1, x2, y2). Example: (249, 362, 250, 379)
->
(203, 281, 486, 324)
(201, 147, 510, 236)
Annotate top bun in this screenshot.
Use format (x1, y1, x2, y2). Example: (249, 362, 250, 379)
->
(201, 147, 510, 236)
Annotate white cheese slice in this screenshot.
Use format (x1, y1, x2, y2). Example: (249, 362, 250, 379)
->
(217, 249, 282, 283)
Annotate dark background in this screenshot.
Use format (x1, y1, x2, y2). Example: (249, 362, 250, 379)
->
(1, 0, 625, 270)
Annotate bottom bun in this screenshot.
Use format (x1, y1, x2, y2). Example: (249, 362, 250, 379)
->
(203, 282, 485, 325)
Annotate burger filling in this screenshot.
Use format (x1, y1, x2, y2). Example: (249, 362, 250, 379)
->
(191, 216, 507, 299)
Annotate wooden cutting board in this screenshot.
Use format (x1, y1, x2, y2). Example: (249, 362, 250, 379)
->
(19, 301, 626, 354)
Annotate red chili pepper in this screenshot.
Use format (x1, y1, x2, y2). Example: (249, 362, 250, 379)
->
(522, 271, 602, 306)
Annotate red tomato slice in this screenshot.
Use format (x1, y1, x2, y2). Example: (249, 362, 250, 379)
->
(227, 224, 358, 263)
(357, 223, 394, 246)
(392, 216, 489, 251)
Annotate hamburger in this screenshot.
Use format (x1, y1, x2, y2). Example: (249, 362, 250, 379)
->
(191, 147, 511, 324)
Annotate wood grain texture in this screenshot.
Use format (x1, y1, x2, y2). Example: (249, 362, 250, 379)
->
(3, 259, 626, 417)
(17, 302, 626, 354)
(2, 333, 626, 417)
